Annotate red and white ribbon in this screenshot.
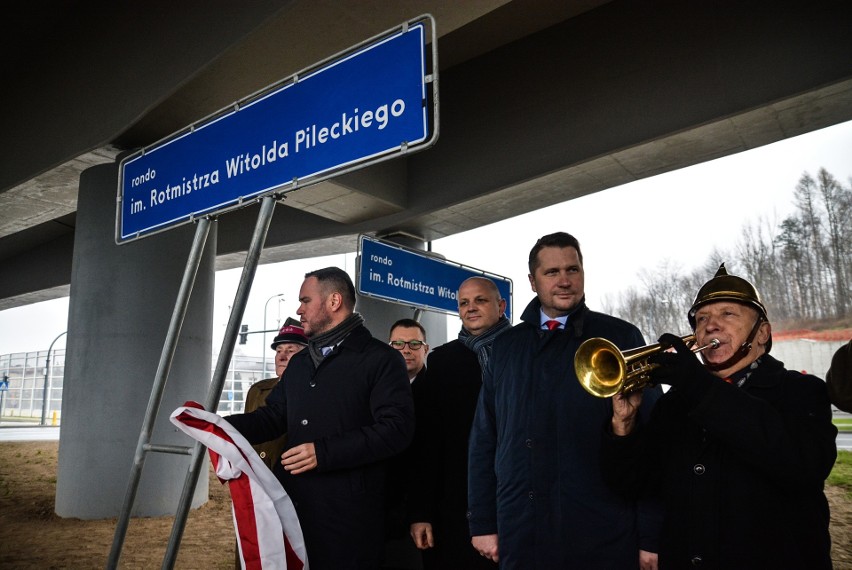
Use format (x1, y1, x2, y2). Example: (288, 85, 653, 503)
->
(170, 401, 308, 570)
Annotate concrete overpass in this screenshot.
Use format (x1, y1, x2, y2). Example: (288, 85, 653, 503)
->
(2, 0, 851, 522)
(3, 0, 851, 309)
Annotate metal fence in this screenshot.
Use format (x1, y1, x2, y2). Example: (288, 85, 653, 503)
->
(0, 350, 274, 423)
(4, 338, 845, 424)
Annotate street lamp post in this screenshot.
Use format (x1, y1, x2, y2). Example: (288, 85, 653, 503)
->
(42, 330, 67, 426)
(261, 294, 284, 378)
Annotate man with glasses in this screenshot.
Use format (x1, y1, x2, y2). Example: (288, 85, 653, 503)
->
(407, 277, 510, 569)
(389, 319, 430, 384)
(384, 318, 430, 569)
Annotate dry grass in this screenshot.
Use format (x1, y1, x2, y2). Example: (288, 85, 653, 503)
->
(0, 441, 234, 569)
(0, 441, 851, 568)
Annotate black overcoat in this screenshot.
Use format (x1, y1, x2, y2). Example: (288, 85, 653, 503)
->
(468, 299, 662, 569)
(227, 324, 414, 570)
(602, 354, 837, 569)
(408, 339, 497, 570)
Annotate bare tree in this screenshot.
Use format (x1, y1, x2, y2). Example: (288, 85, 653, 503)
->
(793, 172, 831, 317)
(817, 168, 849, 317)
(638, 260, 690, 339)
(607, 168, 850, 335)
(774, 216, 808, 320)
(607, 287, 651, 340)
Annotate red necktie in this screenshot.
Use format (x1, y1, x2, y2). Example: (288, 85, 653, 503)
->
(545, 319, 561, 330)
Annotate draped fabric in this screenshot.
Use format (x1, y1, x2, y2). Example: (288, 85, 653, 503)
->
(170, 402, 308, 570)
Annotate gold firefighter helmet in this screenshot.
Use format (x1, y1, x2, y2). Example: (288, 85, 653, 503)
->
(688, 263, 768, 329)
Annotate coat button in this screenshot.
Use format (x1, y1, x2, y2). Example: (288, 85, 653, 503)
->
(690, 555, 703, 565)
(528, 491, 535, 499)
(259, 451, 267, 459)
(693, 463, 705, 475)
(526, 438, 533, 448)
(301, 419, 308, 426)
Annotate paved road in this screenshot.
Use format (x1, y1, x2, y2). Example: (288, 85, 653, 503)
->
(0, 426, 60, 441)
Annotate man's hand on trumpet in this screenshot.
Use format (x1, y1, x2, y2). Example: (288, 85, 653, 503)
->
(648, 333, 716, 391)
(612, 333, 706, 436)
(611, 390, 643, 436)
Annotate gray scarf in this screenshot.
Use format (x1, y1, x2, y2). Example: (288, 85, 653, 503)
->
(307, 312, 364, 368)
(458, 316, 512, 373)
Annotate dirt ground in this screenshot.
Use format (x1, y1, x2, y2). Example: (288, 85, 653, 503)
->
(0, 441, 234, 569)
(1, 441, 851, 569)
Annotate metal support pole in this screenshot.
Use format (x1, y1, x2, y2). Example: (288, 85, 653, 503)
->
(261, 293, 284, 377)
(41, 331, 67, 425)
(106, 218, 212, 569)
(161, 196, 276, 570)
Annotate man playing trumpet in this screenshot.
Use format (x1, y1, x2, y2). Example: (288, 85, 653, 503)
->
(603, 263, 837, 569)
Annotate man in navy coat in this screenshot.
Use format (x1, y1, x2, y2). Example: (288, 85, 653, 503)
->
(468, 232, 661, 569)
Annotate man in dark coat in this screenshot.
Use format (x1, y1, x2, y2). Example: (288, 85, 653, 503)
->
(226, 267, 415, 570)
(468, 232, 662, 569)
(383, 318, 430, 570)
(408, 277, 510, 570)
(603, 263, 837, 569)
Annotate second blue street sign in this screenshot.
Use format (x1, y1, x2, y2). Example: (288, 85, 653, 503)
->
(358, 235, 513, 320)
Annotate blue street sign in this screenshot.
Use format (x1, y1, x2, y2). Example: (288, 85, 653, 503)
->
(117, 17, 437, 243)
(357, 235, 512, 320)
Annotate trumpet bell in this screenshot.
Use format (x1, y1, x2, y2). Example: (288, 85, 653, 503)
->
(574, 333, 719, 398)
(575, 337, 628, 398)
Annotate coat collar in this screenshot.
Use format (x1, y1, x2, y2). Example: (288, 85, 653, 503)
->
(334, 323, 371, 352)
(520, 296, 589, 337)
(737, 353, 784, 388)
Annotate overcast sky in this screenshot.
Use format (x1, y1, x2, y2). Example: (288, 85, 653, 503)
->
(2, 119, 851, 356)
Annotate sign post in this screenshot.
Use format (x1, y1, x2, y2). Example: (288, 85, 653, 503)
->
(357, 235, 512, 320)
(109, 17, 438, 569)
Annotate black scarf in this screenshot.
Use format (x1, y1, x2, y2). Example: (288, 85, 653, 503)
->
(307, 312, 364, 368)
(458, 316, 512, 373)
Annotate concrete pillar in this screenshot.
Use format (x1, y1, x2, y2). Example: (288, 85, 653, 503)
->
(356, 235, 448, 350)
(55, 162, 216, 519)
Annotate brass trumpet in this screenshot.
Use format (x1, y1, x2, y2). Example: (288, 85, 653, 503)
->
(574, 334, 720, 398)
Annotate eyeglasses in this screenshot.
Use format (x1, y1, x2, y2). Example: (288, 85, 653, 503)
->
(390, 340, 425, 350)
